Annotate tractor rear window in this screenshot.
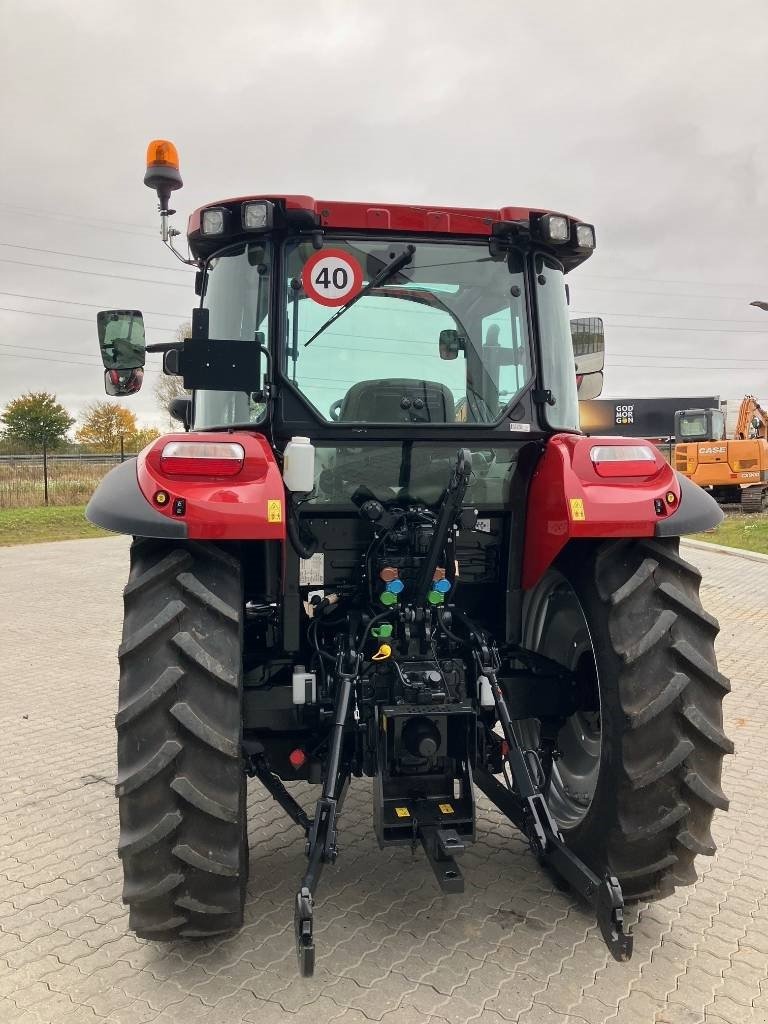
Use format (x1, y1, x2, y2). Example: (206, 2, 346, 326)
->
(311, 443, 518, 508)
(284, 238, 531, 425)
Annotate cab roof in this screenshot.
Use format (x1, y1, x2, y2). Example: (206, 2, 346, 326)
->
(186, 195, 595, 268)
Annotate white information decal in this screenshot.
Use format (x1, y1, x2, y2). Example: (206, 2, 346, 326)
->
(300, 552, 325, 587)
(302, 249, 363, 308)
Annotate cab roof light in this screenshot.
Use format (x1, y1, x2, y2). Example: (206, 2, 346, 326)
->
(160, 440, 245, 477)
(575, 223, 596, 249)
(242, 201, 274, 231)
(539, 214, 570, 243)
(201, 207, 227, 236)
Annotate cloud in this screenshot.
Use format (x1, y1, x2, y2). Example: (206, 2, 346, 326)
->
(1, 0, 767, 425)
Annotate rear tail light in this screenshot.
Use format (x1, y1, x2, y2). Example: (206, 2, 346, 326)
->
(160, 440, 245, 476)
(590, 444, 658, 478)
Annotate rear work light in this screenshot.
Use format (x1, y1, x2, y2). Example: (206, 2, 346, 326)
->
(590, 444, 658, 478)
(540, 214, 570, 243)
(575, 223, 596, 249)
(242, 201, 274, 231)
(160, 441, 245, 476)
(201, 208, 227, 235)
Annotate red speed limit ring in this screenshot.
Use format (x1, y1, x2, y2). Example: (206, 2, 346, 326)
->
(302, 249, 364, 307)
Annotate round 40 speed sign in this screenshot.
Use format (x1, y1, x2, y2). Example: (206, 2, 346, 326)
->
(302, 249, 364, 308)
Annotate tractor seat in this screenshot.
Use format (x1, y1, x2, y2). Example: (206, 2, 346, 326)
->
(339, 379, 455, 423)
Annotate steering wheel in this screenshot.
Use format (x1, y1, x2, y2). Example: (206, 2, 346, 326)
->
(329, 399, 344, 421)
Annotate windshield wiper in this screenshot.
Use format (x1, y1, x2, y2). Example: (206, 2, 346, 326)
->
(303, 244, 416, 348)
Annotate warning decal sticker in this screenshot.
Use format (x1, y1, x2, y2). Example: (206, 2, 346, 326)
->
(394, 807, 410, 818)
(438, 803, 455, 815)
(267, 499, 283, 523)
(569, 498, 586, 521)
(302, 249, 364, 307)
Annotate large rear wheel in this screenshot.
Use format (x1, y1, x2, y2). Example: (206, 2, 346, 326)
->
(116, 539, 248, 938)
(521, 537, 733, 900)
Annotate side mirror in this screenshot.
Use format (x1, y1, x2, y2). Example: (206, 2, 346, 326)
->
(104, 368, 144, 396)
(571, 316, 604, 397)
(439, 329, 466, 361)
(97, 310, 146, 370)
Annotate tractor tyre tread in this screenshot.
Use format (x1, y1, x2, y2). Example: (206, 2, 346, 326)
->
(116, 537, 247, 940)
(557, 537, 732, 902)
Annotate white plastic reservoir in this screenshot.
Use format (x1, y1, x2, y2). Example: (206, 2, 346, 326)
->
(283, 436, 315, 492)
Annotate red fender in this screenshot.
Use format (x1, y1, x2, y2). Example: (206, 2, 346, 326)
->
(138, 431, 286, 541)
(522, 435, 679, 590)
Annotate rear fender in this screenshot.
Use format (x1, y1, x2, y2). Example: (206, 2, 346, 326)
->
(521, 434, 721, 590)
(86, 431, 286, 541)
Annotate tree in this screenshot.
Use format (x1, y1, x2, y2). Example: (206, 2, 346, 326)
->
(0, 392, 75, 451)
(131, 426, 162, 451)
(154, 373, 190, 424)
(154, 321, 191, 426)
(76, 402, 138, 452)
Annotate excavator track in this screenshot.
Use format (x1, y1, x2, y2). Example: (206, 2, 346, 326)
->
(740, 486, 767, 513)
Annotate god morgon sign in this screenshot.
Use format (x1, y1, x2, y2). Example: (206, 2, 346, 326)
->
(302, 249, 364, 307)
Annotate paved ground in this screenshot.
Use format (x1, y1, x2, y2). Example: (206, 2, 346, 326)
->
(1, 536, 767, 1024)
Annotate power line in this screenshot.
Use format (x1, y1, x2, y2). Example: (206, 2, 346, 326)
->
(576, 285, 762, 302)
(572, 309, 768, 326)
(0, 257, 191, 288)
(0, 345, 161, 374)
(579, 271, 768, 290)
(0, 290, 188, 318)
(0, 242, 193, 274)
(0, 305, 177, 331)
(0, 201, 157, 238)
(597, 322, 765, 334)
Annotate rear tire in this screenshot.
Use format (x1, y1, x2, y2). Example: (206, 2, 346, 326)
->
(116, 539, 247, 939)
(522, 537, 733, 901)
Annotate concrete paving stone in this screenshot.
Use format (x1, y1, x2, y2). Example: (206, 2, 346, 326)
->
(656, 1005, 706, 1024)
(99, 996, 159, 1024)
(669, 967, 724, 1012)
(483, 970, 548, 1019)
(706, 994, 764, 1024)
(320, 972, 420, 1020)
(520, 1001, 589, 1024)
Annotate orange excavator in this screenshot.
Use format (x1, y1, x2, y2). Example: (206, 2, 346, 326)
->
(674, 395, 768, 512)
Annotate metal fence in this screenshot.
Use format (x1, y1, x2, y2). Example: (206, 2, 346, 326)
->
(0, 446, 138, 508)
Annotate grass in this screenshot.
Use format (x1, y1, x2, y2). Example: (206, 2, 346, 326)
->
(0, 460, 115, 508)
(692, 512, 768, 555)
(0, 505, 111, 546)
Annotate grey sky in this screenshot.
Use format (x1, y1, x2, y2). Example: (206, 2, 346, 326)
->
(1, 0, 767, 430)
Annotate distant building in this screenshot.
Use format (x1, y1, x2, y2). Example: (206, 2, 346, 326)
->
(579, 396, 720, 442)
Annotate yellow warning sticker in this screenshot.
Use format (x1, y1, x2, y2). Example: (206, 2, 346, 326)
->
(438, 803, 454, 815)
(267, 499, 283, 523)
(394, 806, 410, 818)
(569, 498, 586, 521)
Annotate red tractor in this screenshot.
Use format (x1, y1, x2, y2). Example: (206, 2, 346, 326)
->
(88, 140, 732, 977)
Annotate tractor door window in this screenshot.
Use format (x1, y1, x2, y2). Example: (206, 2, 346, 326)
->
(535, 255, 580, 432)
(194, 241, 270, 430)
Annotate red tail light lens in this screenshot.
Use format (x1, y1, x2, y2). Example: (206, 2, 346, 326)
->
(160, 441, 245, 477)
